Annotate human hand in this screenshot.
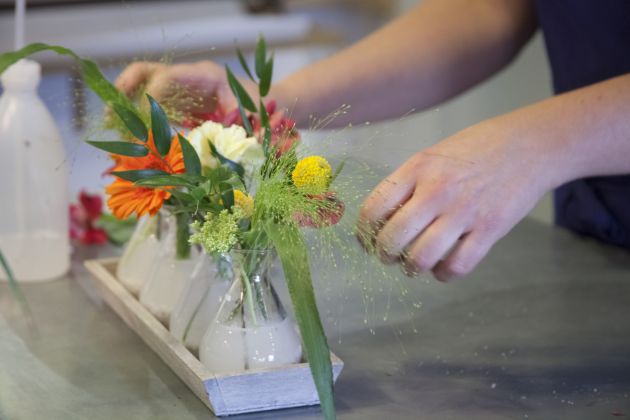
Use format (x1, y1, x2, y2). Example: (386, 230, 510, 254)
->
(358, 115, 558, 281)
(114, 60, 254, 124)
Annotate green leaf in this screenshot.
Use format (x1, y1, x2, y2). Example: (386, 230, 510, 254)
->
(259, 99, 272, 156)
(259, 54, 274, 98)
(238, 101, 254, 136)
(208, 140, 246, 180)
(177, 134, 201, 176)
(112, 104, 148, 142)
(255, 35, 267, 79)
(0, 43, 139, 117)
(220, 182, 234, 209)
(169, 190, 196, 206)
(95, 214, 137, 246)
(135, 174, 197, 188)
(0, 248, 30, 316)
(225, 65, 257, 113)
(264, 222, 336, 420)
(147, 94, 172, 156)
(236, 48, 256, 82)
(111, 169, 170, 182)
(189, 186, 205, 201)
(86, 141, 148, 157)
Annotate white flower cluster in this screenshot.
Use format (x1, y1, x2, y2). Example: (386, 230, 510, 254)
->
(187, 121, 264, 177)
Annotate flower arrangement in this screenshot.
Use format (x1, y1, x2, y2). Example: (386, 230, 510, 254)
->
(0, 38, 343, 419)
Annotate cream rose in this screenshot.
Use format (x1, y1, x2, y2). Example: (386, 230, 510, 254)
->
(187, 121, 264, 176)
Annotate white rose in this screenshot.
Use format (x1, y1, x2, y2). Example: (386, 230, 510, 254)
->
(187, 121, 264, 176)
(188, 121, 223, 168)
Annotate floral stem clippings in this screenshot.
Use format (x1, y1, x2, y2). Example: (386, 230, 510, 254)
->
(0, 36, 343, 420)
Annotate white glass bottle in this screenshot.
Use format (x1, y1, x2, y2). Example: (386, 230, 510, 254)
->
(199, 249, 303, 373)
(0, 59, 70, 282)
(116, 215, 159, 296)
(169, 253, 232, 354)
(139, 209, 200, 325)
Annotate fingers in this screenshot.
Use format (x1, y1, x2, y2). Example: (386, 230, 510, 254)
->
(358, 169, 416, 246)
(115, 61, 164, 98)
(402, 215, 466, 276)
(374, 196, 437, 262)
(432, 232, 493, 282)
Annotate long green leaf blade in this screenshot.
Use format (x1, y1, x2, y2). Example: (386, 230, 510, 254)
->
(177, 134, 201, 176)
(225, 65, 257, 113)
(0, 43, 138, 117)
(146, 94, 172, 156)
(111, 169, 170, 182)
(112, 103, 148, 142)
(236, 48, 256, 82)
(259, 99, 272, 157)
(255, 35, 267, 79)
(259, 54, 274, 97)
(135, 175, 197, 187)
(265, 223, 336, 420)
(86, 141, 148, 157)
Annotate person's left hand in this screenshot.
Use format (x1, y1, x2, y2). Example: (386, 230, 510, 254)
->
(358, 113, 559, 281)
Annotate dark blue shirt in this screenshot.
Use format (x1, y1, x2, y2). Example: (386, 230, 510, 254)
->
(535, 0, 630, 248)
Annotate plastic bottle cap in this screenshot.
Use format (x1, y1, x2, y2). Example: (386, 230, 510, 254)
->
(1, 59, 41, 91)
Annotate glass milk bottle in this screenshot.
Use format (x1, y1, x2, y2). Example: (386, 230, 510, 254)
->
(170, 252, 232, 354)
(116, 215, 159, 296)
(139, 209, 200, 325)
(0, 59, 70, 282)
(199, 249, 303, 373)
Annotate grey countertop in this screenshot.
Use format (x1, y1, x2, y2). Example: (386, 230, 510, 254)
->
(1, 218, 629, 420)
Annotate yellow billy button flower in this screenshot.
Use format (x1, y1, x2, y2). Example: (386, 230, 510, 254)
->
(233, 189, 254, 217)
(291, 156, 332, 194)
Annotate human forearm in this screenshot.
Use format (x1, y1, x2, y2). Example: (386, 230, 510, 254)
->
(494, 72, 630, 188)
(272, 0, 536, 127)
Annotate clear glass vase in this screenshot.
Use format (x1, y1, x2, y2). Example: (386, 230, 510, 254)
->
(139, 209, 200, 325)
(169, 252, 232, 354)
(116, 215, 159, 296)
(199, 249, 303, 373)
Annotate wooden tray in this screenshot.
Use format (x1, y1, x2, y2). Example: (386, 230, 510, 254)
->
(84, 258, 344, 416)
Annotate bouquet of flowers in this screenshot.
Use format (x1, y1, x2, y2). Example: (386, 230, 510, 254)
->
(0, 38, 343, 419)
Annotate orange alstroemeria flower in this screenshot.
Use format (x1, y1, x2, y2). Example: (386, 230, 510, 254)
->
(106, 132, 185, 219)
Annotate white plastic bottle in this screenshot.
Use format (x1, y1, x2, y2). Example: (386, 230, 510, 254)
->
(0, 59, 70, 281)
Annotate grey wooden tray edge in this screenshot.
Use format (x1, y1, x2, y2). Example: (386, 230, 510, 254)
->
(84, 258, 344, 416)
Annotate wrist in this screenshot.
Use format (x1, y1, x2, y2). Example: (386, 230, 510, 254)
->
(491, 103, 586, 192)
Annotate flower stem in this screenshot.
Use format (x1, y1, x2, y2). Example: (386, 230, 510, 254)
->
(242, 268, 258, 326)
(175, 211, 191, 260)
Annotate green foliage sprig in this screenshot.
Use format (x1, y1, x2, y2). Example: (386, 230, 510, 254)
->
(228, 36, 274, 157)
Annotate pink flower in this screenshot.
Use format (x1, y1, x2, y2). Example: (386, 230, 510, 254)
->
(69, 191, 108, 245)
(294, 192, 345, 228)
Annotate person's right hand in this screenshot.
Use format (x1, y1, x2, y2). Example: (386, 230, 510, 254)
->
(114, 60, 245, 122)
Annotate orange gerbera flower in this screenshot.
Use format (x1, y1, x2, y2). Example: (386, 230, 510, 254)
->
(106, 132, 185, 219)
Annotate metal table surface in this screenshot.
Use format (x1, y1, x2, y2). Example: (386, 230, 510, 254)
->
(1, 218, 629, 420)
